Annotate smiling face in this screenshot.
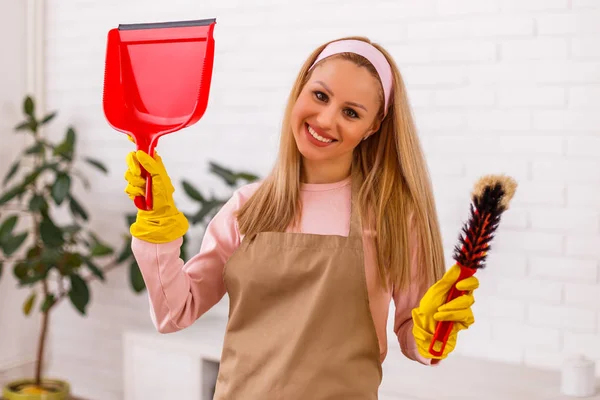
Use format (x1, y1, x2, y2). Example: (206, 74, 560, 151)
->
(290, 57, 383, 182)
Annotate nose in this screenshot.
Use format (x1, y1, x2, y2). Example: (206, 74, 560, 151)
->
(316, 105, 337, 130)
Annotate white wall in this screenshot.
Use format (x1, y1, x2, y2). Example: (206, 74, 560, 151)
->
(0, 0, 39, 383)
(38, 0, 600, 398)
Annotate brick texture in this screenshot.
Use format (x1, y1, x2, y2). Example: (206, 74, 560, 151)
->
(12, 0, 598, 398)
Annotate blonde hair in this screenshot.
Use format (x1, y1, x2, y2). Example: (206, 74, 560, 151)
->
(236, 36, 445, 291)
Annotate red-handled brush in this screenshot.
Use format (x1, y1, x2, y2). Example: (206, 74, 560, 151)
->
(428, 175, 517, 357)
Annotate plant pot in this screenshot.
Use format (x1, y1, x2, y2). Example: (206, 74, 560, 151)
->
(2, 378, 70, 400)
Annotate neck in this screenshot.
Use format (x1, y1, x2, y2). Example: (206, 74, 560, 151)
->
(301, 156, 352, 184)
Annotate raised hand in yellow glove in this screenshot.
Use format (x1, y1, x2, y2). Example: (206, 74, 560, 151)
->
(412, 264, 479, 360)
(124, 150, 188, 243)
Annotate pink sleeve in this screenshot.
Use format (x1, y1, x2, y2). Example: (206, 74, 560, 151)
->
(392, 219, 437, 366)
(131, 186, 251, 333)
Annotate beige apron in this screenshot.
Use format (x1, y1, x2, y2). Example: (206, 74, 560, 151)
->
(214, 174, 382, 399)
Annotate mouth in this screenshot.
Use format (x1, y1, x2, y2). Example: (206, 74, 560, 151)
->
(305, 123, 337, 145)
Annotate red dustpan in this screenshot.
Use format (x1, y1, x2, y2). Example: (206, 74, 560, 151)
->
(103, 18, 217, 211)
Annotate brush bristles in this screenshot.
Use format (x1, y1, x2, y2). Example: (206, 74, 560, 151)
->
(453, 174, 518, 270)
(472, 174, 517, 210)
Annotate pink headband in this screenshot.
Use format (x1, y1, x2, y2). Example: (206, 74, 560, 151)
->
(309, 39, 393, 114)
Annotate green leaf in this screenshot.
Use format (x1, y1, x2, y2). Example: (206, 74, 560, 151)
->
(68, 274, 89, 315)
(0, 261, 3, 278)
(23, 293, 36, 316)
(20, 162, 59, 189)
(39, 247, 61, 266)
(40, 112, 57, 125)
(209, 162, 238, 186)
(13, 262, 28, 280)
(21, 171, 40, 187)
(53, 127, 76, 161)
(126, 213, 137, 227)
(14, 256, 49, 286)
(40, 218, 64, 247)
(26, 246, 41, 258)
(91, 241, 113, 257)
(18, 274, 47, 286)
(0, 215, 18, 243)
(0, 185, 25, 206)
(63, 252, 83, 269)
(66, 127, 75, 147)
(69, 196, 88, 221)
(84, 258, 104, 281)
(14, 120, 32, 131)
(29, 194, 48, 213)
(2, 232, 28, 256)
(116, 239, 133, 264)
(180, 234, 188, 262)
(181, 180, 205, 202)
(129, 261, 145, 293)
(237, 172, 260, 182)
(3, 161, 20, 186)
(190, 199, 224, 225)
(51, 173, 71, 205)
(84, 157, 108, 174)
(41, 294, 56, 313)
(24, 96, 34, 118)
(209, 162, 259, 187)
(25, 142, 45, 155)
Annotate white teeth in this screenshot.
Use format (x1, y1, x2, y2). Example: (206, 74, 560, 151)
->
(307, 125, 333, 143)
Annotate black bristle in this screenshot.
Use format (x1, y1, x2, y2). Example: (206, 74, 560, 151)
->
(452, 182, 508, 270)
(474, 182, 507, 215)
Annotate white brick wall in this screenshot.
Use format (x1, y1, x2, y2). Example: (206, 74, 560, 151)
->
(36, 0, 600, 398)
(0, 0, 39, 379)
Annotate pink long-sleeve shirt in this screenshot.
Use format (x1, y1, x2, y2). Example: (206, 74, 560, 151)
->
(131, 175, 433, 365)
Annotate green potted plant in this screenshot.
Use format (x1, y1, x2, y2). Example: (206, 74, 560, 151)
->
(0, 95, 135, 399)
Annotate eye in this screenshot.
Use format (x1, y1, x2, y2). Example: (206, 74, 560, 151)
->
(313, 90, 328, 102)
(344, 108, 359, 119)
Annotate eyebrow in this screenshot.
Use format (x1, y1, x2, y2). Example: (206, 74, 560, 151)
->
(315, 80, 368, 112)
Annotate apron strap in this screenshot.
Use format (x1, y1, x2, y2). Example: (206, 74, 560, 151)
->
(348, 168, 364, 240)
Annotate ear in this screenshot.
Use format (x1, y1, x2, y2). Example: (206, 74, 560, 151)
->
(367, 118, 382, 137)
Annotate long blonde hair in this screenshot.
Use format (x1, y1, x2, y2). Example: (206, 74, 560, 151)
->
(236, 36, 445, 291)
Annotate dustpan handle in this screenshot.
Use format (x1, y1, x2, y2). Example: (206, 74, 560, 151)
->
(134, 167, 153, 211)
(133, 142, 154, 211)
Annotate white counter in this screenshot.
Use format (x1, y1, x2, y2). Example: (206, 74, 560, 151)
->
(123, 316, 600, 400)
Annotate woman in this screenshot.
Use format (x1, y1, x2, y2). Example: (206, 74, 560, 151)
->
(124, 36, 479, 399)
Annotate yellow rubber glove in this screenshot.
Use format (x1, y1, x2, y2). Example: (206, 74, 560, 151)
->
(124, 150, 189, 243)
(412, 264, 479, 360)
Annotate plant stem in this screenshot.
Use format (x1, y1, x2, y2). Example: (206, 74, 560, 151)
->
(30, 250, 120, 388)
(33, 132, 47, 387)
(35, 279, 50, 387)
